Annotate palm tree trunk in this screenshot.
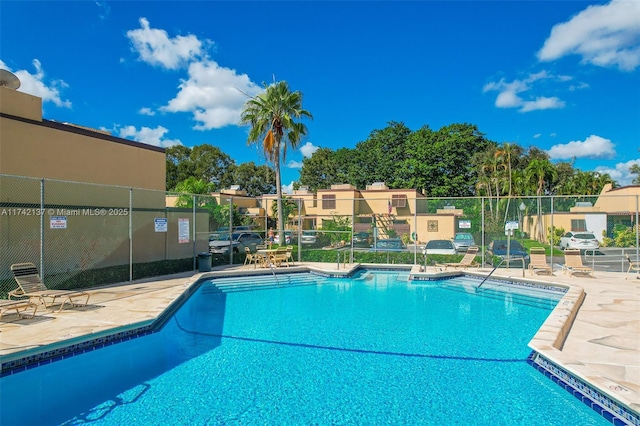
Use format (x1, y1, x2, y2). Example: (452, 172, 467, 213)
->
(275, 147, 285, 244)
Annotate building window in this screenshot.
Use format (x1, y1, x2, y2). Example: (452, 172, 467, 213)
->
(322, 194, 336, 210)
(391, 194, 407, 208)
(571, 219, 587, 232)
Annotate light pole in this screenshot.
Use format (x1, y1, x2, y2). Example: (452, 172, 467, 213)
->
(519, 202, 526, 242)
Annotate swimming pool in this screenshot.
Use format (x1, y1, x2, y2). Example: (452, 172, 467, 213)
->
(0, 270, 608, 425)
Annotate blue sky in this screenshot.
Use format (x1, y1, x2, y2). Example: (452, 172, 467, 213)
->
(1, 1, 639, 190)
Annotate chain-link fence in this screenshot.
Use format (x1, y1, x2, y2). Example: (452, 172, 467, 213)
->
(2, 174, 639, 297)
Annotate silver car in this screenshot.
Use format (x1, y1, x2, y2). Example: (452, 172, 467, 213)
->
(560, 232, 599, 251)
(209, 232, 263, 255)
(452, 232, 475, 252)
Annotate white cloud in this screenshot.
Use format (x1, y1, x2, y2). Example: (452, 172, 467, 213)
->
(161, 60, 262, 129)
(520, 97, 565, 113)
(138, 107, 155, 116)
(286, 160, 304, 169)
(118, 125, 182, 148)
(538, 0, 640, 71)
(1, 59, 71, 108)
(546, 135, 616, 160)
(595, 158, 640, 186)
(282, 182, 294, 194)
(126, 18, 208, 70)
(483, 71, 567, 112)
(533, 133, 542, 139)
(299, 142, 319, 158)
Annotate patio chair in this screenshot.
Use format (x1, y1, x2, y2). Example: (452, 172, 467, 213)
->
(244, 247, 260, 268)
(435, 246, 479, 270)
(270, 247, 290, 267)
(0, 299, 38, 320)
(561, 249, 594, 277)
(528, 247, 552, 276)
(9, 263, 91, 312)
(625, 254, 640, 274)
(286, 246, 294, 266)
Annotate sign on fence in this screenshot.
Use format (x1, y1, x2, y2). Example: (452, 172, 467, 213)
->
(50, 216, 67, 229)
(154, 218, 168, 232)
(178, 218, 190, 243)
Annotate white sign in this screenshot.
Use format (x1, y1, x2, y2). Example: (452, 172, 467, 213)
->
(50, 216, 67, 229)
(505, 221, 519, 230)
(154, 218, 168, 233)
(178, 218, 190, 243)
(459, 220, 471, 229)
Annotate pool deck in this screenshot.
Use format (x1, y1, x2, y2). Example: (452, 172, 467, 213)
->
(0, 262, 638, 421)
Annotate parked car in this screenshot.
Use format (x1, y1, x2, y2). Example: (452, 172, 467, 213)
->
(353, 232, 371, 247)
(485, 240, 530, 267)
(273, 231, 293, 245)
(301, 231, 317, 245)
(423, 239, 457, 255)
(559, 232, 599, 251)
(370, 238, 406, 252)
(452, 232, 475, 252)
(209, 232, 263, 255)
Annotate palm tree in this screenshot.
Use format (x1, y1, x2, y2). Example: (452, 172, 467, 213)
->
(240, 80, 312, 243)
(496, 143, 521, 223)
(524, 159, 557, 241)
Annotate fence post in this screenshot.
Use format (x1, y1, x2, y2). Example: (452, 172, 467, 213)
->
(636, 195, 640, 261)
(550, 196, 554, 270)
(481, 197, 485, 267)
(129, 188, 133, 282)
(40, 178, 45, 281)
(193, 195, 197, 270)
(298, 197, 303, 264)
(414, 196, 418, 266)
(351, 197, 355, 264)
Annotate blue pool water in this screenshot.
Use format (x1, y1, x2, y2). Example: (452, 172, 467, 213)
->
(1, 271, 607, 425)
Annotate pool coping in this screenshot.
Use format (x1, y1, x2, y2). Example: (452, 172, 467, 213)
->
(1, 263, 638, 424)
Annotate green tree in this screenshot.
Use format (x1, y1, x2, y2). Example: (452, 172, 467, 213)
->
(241, 80, 312, 243)
(631, 164, 640, 185)
(496, 142, 522, 223)
(299, 147, 339, 191)
(223, 162, 276, 197)
(173, 177, 219, 229)
(166, 145, 194, 190)
(270, 196, 298, 224)
(525, 158, 557, 241)
(173, 177, 216, 206)
(165, 144, 234, 190)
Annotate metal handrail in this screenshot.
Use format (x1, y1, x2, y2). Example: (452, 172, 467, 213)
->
(478, 256, 526, 289)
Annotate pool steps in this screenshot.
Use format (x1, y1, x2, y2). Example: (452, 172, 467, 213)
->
(205, 273, 324, 293)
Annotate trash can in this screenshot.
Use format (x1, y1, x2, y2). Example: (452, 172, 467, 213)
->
(197, 252, 212, 272)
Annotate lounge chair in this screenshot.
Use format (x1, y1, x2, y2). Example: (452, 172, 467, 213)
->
(0, 299, 38, 320)
(435, 246, 479, 270)
(528, 247, 552, 276)
(625, 254, 640, 274)
(9, 263, 91, 312)
(561, 249, 594, 277)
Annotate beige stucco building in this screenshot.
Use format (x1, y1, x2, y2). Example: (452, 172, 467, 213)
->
(0, 85, 209, 280)
(523, 183, 639, 244)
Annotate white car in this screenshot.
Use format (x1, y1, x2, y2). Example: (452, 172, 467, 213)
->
(301, 231, 317, 245)
(423, 239, 457, 255)
(560, 232, 599, 251)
